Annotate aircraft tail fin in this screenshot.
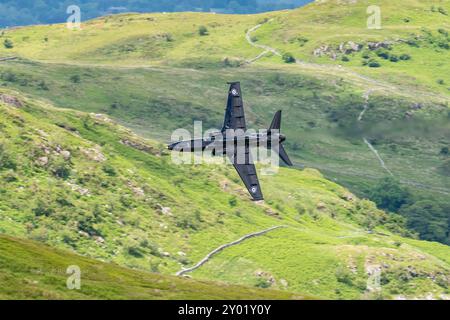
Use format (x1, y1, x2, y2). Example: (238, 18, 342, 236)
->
(269, 110, 282, 131)
(278, 144, 293, 166)
(269, 110, 293, 166)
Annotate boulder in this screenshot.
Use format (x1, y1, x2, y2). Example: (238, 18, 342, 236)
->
(36, 156, 49, 166)
(0, 94, 23, 108)
(60, 150, 71, 161)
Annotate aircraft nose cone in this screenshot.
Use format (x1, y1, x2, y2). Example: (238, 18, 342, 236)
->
(167, 142, 176, 150)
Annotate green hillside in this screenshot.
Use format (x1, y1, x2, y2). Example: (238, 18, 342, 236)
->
(0, 234, 301, 300)
(1, 90, 449, 299)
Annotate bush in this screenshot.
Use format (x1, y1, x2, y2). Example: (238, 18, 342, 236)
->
(3, 39, 13, 49)
(341, 56, 350, 62)
(399, 53, 411, 60)
(335, 266, 353, 285)
(440, 147, 449, 155)
(375, 49, 390, 59)
(368, 60, 381, 68)
(255, 278, 271, 289)
(33, 199, 54, 217)
(51, 159, 71, 179)
(368, 177, 411, 212)
(70, 75, 81, 83)
(102, 164, 117, 176)
(389, 54, 399, 62)
(198, 25, 208, 36)
(400, 200, 449, 244)
(38, 80, 49, 90)
(437, 79, 445, 85)
(282, 52, 296, 63)
(438, 7, 448, 16)
(1, 71, 18, 82)
(228, 196, 237, 207)
(0, 145, 16, 170)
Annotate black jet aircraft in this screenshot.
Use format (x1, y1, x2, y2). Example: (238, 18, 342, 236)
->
(168, 82, 292, 201)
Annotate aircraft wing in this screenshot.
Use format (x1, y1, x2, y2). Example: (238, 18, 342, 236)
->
(222, 82, 246, 132)
(229, 148, 263, 201)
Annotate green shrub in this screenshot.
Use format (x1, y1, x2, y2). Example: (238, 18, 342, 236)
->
(1, 71, 18, 82)
(3, 39, 13, 49)
(0, 145, 17, 170)
(368, 177, 411, 212)
(255, 278, 271, 289)
(440, 147, 449, 155)
(282, 52, 296, 63)
(228, 196, 237, 207)
(50, 159, 71, 179)
(368, 60, 381, 68)
(438, 7, 448, 16)
(399, 53, 411, 60)
(389, 54, 399, 62)
(335, 266, 353, 285)
(32, 199, 54, 217)
(198, 26, 208, 36)
(70, 75, 81, 83)
(102, 164, 117, 176)
(437, 79, 445, 85)
(38, 80, 49, 90)
(341, 56, 350, 62)
(375, 49, 390, 59)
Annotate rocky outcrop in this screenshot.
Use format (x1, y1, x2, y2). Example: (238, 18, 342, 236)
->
(0, 94, 23, 108)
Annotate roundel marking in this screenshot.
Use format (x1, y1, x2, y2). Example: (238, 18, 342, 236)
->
(231, 88, 239, 96)
(251, 186, 258, 193)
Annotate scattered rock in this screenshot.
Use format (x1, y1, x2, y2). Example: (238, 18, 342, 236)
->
(411, 103, 423, 110)
(316, 202, 327, 210)
(60, 150, 71, 161)
(94, 236, 105, 244)
(341, 193, 355, 201)
(66, 182, 90, 196)
(0, 94, 23, 108)
(157, 204, 172, 216)
(177, 251, 186, 257)
(161, 251, 171, 257)
(279, 279, 289, 288)
(81, 147, 106, 162)
(36, 156, 49, 166)
(78, 230, 89, 237)
(120, 138, 154, 154)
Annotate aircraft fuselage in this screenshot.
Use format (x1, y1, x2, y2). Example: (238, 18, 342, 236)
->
(168, 131, 286, 155)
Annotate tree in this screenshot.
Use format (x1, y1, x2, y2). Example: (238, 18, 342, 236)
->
(198, 25, 208, 36)
(282, 52, 296, 63)
(3, 39, 13, 49)
(400, 201, 449, 244)
(368, 177, 411, 212)
(70, 74, 81, 83)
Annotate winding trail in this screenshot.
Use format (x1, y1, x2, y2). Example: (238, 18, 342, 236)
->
(176, 225, 286, 276)
(245, 21, 281, 63)
(246, 21, 396, 177)
(359, 90, 394, 176)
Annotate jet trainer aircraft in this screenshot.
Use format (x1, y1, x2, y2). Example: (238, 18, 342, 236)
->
(168, 82, 292, 201)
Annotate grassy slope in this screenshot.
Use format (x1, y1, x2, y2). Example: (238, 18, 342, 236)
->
(0, 234, 301, 300)
(0, 1, 448, 93)
(0, 1, 448, 201)
(0, 90, 449, 299)
(0, 59, 448, 201)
